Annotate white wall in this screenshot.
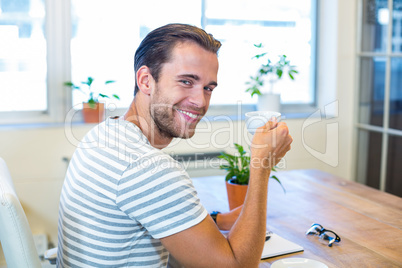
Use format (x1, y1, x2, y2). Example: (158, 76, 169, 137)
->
(0, 0, 357, 261)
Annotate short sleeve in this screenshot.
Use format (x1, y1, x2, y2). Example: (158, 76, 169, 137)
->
(116, 151, 208, 238)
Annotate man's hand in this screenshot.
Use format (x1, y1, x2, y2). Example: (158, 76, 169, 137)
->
(215, 205, 242, 231)
(250, 119, 292, 173)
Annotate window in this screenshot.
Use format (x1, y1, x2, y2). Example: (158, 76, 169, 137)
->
(0, 0, 317, 124)
(70, 0, 202, 109)
(356, 0, 402, 197)
(203, 0, 315, 106)
(0, 0, 47, 112)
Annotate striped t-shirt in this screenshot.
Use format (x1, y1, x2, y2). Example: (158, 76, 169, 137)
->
(57, 116, 208, 267)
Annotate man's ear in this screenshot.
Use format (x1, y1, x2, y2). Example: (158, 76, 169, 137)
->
(136, 66, 154, 95)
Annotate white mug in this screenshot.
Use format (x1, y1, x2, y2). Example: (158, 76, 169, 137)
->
(245, 111, 281, 134)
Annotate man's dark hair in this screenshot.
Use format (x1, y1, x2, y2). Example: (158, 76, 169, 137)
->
(133, 23, 222, 95)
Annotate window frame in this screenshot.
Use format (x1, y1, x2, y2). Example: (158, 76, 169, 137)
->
(0, 0, 319, 126)
(354, 0, 402, 192)
(0, 0, 71, 125)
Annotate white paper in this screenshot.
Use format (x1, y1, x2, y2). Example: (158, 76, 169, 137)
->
(261, 233, 304, 259)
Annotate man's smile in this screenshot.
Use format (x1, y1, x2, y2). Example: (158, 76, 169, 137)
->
(176, 108, 202, 121)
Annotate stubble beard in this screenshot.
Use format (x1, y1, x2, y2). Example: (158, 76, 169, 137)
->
(150, 87, 200, 140)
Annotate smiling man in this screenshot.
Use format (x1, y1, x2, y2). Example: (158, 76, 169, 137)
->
(127, 35, 219, 146)
(57, 24, 292, 268)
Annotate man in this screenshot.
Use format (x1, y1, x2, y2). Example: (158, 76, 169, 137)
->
(57, 23, 292, 267)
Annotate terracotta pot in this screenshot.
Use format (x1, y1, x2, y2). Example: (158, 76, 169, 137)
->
(226, 178, 248, 210)
(82, 102, 105, 123)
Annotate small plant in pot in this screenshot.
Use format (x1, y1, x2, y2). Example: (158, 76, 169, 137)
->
(64, 77, 120, 123)
(245, 43, 298, 112)
(218, 143, 285, 210)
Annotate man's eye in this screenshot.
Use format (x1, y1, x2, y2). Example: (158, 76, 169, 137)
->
(204, 86, 214, 92)
(180, 80, 191, 85)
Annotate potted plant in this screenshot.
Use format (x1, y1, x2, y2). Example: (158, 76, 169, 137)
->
(64, 77, 120, 123)
(245, 43, 298, 112)
(218, 143, 285, 210)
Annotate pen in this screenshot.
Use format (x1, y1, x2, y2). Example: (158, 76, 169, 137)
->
(265, 231, 273, 241)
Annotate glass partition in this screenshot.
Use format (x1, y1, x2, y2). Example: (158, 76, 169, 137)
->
(386, 134, 402, 196)
(361, 0, 389, 53)
(389, 57, 402, 130)
(356, 129, 383, 189)
(358, 57, 386, 127)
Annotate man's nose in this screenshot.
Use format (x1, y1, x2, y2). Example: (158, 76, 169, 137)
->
(188, 86, 207, 108)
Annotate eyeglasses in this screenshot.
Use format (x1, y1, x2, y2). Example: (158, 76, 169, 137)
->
(306, 223, 341, 247)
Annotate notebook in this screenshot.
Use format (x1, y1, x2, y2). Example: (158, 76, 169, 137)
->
(261, 233, 304, 259)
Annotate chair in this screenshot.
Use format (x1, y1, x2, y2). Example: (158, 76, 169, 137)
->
(0, 157, 42, 268)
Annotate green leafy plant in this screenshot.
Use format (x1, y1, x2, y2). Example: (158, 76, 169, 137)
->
(245, 43, 298, 97)
(64, 77, 120, 108)
(218, 143, 286, 193)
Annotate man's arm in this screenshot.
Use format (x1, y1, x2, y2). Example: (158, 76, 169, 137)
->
(215, 205, 242, 231)
(161, 121, 292, 268)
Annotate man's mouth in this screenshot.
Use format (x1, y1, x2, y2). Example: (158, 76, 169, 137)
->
(176, 108, 200, 120)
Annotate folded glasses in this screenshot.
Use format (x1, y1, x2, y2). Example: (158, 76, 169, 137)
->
(306, 223, 341, 247)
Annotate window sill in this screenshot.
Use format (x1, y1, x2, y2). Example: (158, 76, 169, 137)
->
(0, 103, 318, 130)
(0, 121, 96, 131)
(203, 103, 318, 122)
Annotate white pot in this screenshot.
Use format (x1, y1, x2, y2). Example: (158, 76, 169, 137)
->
(257, 93, 281, 112)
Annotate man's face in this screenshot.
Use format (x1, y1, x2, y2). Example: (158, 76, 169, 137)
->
(150, 41, 219, 139)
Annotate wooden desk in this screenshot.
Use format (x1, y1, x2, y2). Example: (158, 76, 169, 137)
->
(192, 169, 402, 268)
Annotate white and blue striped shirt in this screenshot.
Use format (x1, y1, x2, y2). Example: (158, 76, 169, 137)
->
(57, 117, 207, 267)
